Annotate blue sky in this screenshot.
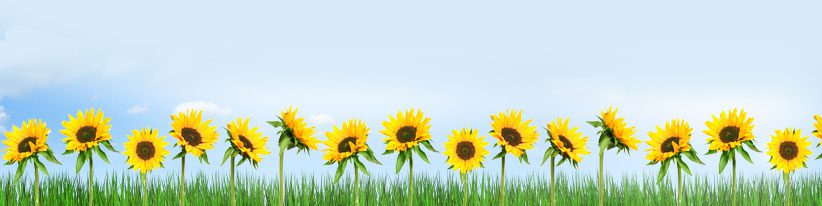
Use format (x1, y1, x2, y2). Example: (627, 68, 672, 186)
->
(1, 1, 821, 182)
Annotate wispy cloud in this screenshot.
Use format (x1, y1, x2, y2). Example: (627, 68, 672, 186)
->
(173, 101, 232, 116)
(309, 114, 336, 126)
(126, 104, 149, 114)
(0, 105, 8, 132)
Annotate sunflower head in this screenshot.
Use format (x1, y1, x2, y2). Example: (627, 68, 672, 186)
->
(170, 110, 219, 158)
(704, 109, 755, 152)
(490, 109, 538, 158)
(61, 108, 112, 152)
(766, 128, 811, 173)
(813, 115, 822, 144)
(123, 128, 169, 174)
(323, 119, 370, 163)
(598, 107, 639, 151)
(276, 107, 320, 151)
(381, 108, 432, 152)
(3, 119, 50, 162)
(646, 119, 693, 162)
(226, 117, 271, 165)
(545, 117, 590, 166)
(444, 128, 489, 174)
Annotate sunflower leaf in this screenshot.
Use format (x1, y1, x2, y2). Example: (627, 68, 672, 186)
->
(492, 150, 506, 160)
(101, 140, 118, 152)
(519, 153, 530, 164)
(34, 157, 49, 176)
(172, 150, 186, 160)
(278, 135, 291, 152)
(743, 141, 761, 153)
(586, 120, 603, 128)
(76, 151, 88, 173)
(544, 128, 553, 142)
(221, 148, 236, 166)
(816, 153, 822, 160)
(267, 121, 283, 128)
(43, 149, 62, 165)
(657, 159, 669, 183)
(556, 156, 567, 167)
(413, 146, 430, 164)
(334, 159, 348, 183)
(421, 140, 438, 152)
(737, 147, 753, 164)
(62, 149, 75, 155)
(684, 149, 704, 165)
(353, 158, 369, 176)
(677, 157, 692, 176)
(14, 159, 28, 184)
(236, 156, 247, 167)
(395, 151, 408, 174)
(362, 149, 382, 165)
(93, 146, 110, 164)
(199, 153, 210, 164)
(541, 149, 553, 166)
(718, 151, 730, 174)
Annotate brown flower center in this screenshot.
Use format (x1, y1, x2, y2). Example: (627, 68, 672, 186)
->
(238, 135, 254, 151)
(779, 141, 798, 160)
(181, 128, 202, 146)
(396, 126, 417, 143)
(558, 135, 574, 151)
(661, 137, 681, 153)
(76, 126, 97, 143)
(500, 128, 522, 146)
(719, 126, 740, 143)
(17, 137, 38, 153)
(456, 141, 475, 160)
(337, 137, 358, 153)
(136, 141, 155, 160)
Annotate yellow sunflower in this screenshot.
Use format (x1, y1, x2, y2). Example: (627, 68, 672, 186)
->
(704, 109, 755, 151)
(123, 128, 169, 174)
(61, 108, 112, 152)
(227, 117, 271, 163)
(382, 108, 432, 152)
(323, 119, 369, 162)
(281, 107, 320, 150)
(547, 117, 590, 163)
(490, 109, 538, 157)
(3, 119, 50, 162)
(646, 119, 693, 162)
(601, 107, 640, 150)
(444, 128, 489, 173)
(169, 110, 218, 157)
(813, 114, 822, 142)
(766, 128, 811, 173)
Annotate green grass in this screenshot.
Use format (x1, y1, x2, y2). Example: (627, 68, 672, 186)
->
(1, 171, 820, 205)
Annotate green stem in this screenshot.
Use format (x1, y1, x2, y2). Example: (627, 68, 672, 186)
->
(181, 154, 186, 206)
(409, 152, 414, 206)
(598, 150, 604, 206)
(141, 173, 148, 206)
(786, 172, 791, 206)
(230, 156, 235, 206)
(34, 162, 40, 206)
(732, 156, 736, 206)
(501, 154, 506, 206)
(89, 151, 94, 206)
(677, 162, 682, 206)
(354, 163, 360, 206)
(550, 156, 555, 206)
(279, 151, 284, 206)
(462, 173, 468, 206)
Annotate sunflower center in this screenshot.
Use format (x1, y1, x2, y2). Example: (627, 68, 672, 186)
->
(500, 128, 522, 146)
(136, 141, 155, 160)
(238, 135, 254, 151)
(719, 126, 740, 143)
(396, 126, 417, 143)
(17, 137, 38, 153)
(661, 137, 681, 153)
(558, 135, 574, 151)
(337, 137, 358, 153)
(181, 128, 203, 146)
(456, 141, 475, 160)
(779, 141, 798, 160)
(76, 126, 98, 143)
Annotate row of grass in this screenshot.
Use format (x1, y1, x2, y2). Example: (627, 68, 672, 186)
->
(1, 171, 820, 205)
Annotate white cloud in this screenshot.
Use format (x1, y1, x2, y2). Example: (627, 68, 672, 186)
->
(126, 104, 149, 114)
(309, 114, 336, 126)
(0, 105, 8, 132)
(173, 101, 232, 116)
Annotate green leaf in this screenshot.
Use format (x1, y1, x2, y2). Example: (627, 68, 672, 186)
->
(199, 153, 210, 164)
(76, 151, 88, 174)
(279, 135, 291, 151)
(236, 156, 247, 167)
(334, 159, 348, 183)
(541, 148, 555, 166)
(737, 147, 753, 164)
(382, 149, 395, 155)
(683, 149, 704, 165)
(62, 149, 75, 155)
(353, 158, 369, 176)
(14, 158, 28, 183)
(657, 159, 670, 183)
(34, 158, 49, 176)
(677, 157, 692, 176)
(93, 146, 110, 164)
(267, 121, 283, 128)
(718, 151, 730, 174)
(101, 140, 118, 152)
(556, 156, 567, 167)
(816, 153, 822, 160)
(519, 153, 530, 164)
(361, 149, 382, 165)
(221, 148, 236, 166)
(413, 146, 430, 164)
(705, 149, 717, 155)
(395, 151, 408, 174)
(42, 149, 62, 165)
(493, 149, 506, 160)
(173, 150, 186, 160)
(587, 120, 603, 128)
(743, 141, 761, 152)
(420, 140, 438, 152)
(598, 135, 611, 150)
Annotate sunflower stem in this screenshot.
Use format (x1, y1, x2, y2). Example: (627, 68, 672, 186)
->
(279, 151, 284, 206)
(786, 172, 791, 206)
(89, 151, 94, 206)
(732, 156, 736, 206)
(598, 149, 604, 206)
(409, 152, 414, 206)
(462, 173, 468, 206)
(550, 156, 555, 206)
(500, 154, 506, 206)
(677, 161, 682, 206)
(354, 163, 360, 206)
(180, 154, 186, 206)
(230, 156, 235, 206)
(34, 161, 40, 206)
(141, 172, 148, 206)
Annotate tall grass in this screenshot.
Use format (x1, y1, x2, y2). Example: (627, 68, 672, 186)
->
(2, 171, 820, 205)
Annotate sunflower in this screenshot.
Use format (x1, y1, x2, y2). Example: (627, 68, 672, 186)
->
(813, 114, 822, 142)
(61, 108, 112, 152)
(600, 107, 640, 150)
(766, 128, 811, 173)
(646, 119, 693, 162)
(704, 109, 755, 151)
(444, 128, 489, 174)
(170, 110, 218, 157)
(227, 117, 271, 164)
(280, 107, 320, 150)
(546, 117, 590, 164)
(3, 119, 50, 162)
(323, 119, 370, 163)
(123, 128, 169, 174)
(490, 109, 538, 157)
(382, 108, 432, 152)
